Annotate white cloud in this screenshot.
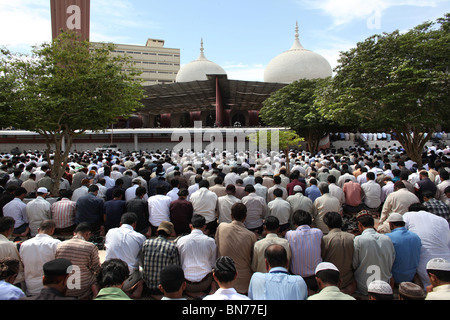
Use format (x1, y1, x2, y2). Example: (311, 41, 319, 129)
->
(223, 64, 266, 82)
(0, 1, 51, 51)
(302, 0, 446, 26)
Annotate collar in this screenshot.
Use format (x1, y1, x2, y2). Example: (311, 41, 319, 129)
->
(269, 267, 289, 274)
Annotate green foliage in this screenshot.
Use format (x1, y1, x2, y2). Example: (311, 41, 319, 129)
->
(259, 78, 339, 152)
(318, 13, 450, 163)
(3, 31, 145, 134)
(248, 130, 304, 151)
(0, 31, 145, 194)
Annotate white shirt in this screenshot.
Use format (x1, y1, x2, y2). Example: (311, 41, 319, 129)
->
(403, 210, 450, 289)
(19, 234, 61, 296)
(166, 187, 180, 202)
(147, 194, 172, 227)
(3, 198, 28, 228)
(267, 198, 291, 225)
(125, 185, 148, 202)
(242, 193, 268, 229)
(203, 288, 250, 300)
(72, 185, 89, 202)
(217, 194, 241, 224)
(189, 188, 218, 223)
(176, 229, 216, 282)
(26, 197, 51, 237)
(361, 180, 382, 209)
(104, 224, 147, 273)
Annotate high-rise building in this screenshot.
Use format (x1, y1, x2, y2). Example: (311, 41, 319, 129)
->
(97, 39, 181, 86)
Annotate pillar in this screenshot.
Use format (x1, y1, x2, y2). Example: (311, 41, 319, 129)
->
(50, 0, 91, 41)
(215, 76, 224, 127)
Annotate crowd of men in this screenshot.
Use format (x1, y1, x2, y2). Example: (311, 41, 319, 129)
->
(0, 142, 449, 301)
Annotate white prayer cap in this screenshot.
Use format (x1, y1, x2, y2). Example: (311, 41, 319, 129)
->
(426, 258, 450, 271)
(368, 280, 393, 295)
(386, 213, 404, 223)
(37, 187, 48, 194)
(315, 262, 339, 274)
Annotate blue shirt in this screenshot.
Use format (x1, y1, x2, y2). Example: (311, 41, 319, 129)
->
(305, 185, 321, 203)
(0, 280, 25, 300)
(386, 227, 422, 284)
(248, 267, 308, 300)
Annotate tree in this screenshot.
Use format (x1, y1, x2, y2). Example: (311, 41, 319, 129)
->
(1, 31, 145, 195)
(318, 13, 450, 165)
(259, 78, 341, 153)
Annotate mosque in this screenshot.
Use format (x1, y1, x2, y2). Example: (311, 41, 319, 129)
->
(0, 16, 335, 153)
(138, 22, 333, 129)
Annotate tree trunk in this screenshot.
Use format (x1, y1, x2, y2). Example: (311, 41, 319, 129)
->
(395, 129, 431, 167)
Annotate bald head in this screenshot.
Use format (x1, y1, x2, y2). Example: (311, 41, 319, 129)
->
(264, 244, 288, 269)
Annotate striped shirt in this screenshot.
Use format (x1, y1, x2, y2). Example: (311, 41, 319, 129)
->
(51, 198, 77, 229)
(141, 236, 180, 290)
(285, 225, 323, 277)
(55, 235, 101, 299)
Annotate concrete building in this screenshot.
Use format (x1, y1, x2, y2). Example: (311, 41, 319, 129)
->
(103, 38, 181, 86)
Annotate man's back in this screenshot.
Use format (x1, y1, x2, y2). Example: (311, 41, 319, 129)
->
(141, 235, 180, 291)
(352, 229, 395, 294)
(285, 225, 323, 278)
(104, 224, 146, 274)
(190, 188, 217, 223)
(26, 197, 51, 237)
(55, 236, 101, 299)
(176, 229, 216, 282)
(19, 234, 61, 296)
(248, 267, 308, 300)
(76, 194, 103, 227)
(215, 221, 257, 294)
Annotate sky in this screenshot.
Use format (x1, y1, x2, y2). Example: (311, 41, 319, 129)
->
(1, 0, 449, 82)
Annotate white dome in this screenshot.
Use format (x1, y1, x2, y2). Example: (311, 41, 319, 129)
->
(264, 23, 332, 84)
(176, 40, 227, 83)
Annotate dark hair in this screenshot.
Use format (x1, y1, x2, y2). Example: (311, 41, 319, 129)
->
(255, 176, 263, 184)
(135, 186, 147, 197)
(198, 180, 209, 189)
(39, 220, 56, 232)
(422, 190, 435, 199)
(327, 175, 337, 184)
(264, 216, 280, 232)
(60, 189, 73, 198)
(112, 188, 124, 198)
(273, 176, 281, 184)
(368, 292, 394, 300)
(264, 244, 288, 268)
(273, 188, 283, 198)
(74, 222, 92, 233)
(159, 264, 185, 293)
(231, 203, 247, 222)
(155, 184, 166, 195)
(357, 214, 374, 228)
(316, 269, 340, 286)
(427, 269, 450, 282)
(97, 259, 130, 288)
(408, 203, 427, 212)
(292, 210, 312, 227)
(244, 184, 255, 193)
(190, 214, 206, 229)
(323, 212, 343, 229)
(170, 179, 179, 188)
(0, 258, 20, 280)
(0, 217, 15, 233)
(120, 212, 138, 225)
(366, 172, 375, 180)
(88, 184, 99, 193)
(14, 187, 28, 197)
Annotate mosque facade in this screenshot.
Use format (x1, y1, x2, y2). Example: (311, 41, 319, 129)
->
(137, 22, 333, 129)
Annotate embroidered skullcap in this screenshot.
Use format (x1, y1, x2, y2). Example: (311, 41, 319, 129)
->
(215, 256, 236, 273)
(356, 210, 372, 219)
(367, 280, 393, 295)
(426, 258, 450, 271)
(398, 282, 426, 300)
(293, 185, 303, 192)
